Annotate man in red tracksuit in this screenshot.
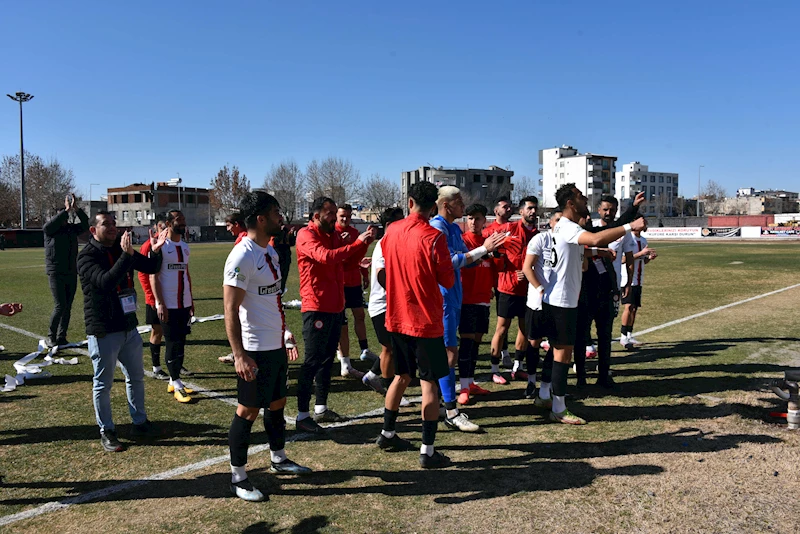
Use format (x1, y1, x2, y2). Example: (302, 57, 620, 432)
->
(483, 196, 514, 370)
(335, 204, 375, 377)
(489, 196, 539, 384)
(294, 197, 377, 433)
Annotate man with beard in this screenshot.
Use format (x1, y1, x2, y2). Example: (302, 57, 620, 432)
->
(138, 219, 169, 379)
(483, 196, 514, 367)
(151, 210, 195, 403)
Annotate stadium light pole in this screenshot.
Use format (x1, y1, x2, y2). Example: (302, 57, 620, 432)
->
(698, 164, 705, 216)
(7, 91, 34, 229)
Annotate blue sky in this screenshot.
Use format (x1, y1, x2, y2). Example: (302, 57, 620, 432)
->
(2, 1, 798, 201)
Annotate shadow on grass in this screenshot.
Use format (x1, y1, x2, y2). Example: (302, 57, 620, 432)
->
(240, 515, 329, 534)
(613, 337, 800, 366)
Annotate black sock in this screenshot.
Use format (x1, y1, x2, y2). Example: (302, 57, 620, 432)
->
(444, 401, 457, 411)
(514, 349, 524, 363)
(458, 338, 474, 379)
(229, 414, 254, 467)
(383, 408, 399, 432)
(621, 325, 631, 335)
(150, 343, 161, 368)
(380, 377, 392, 391)
(551, 361, 570, 397)
(359, 339, 369, 351)
(421, 420, 437, 446)
(490, 355, 500, 366)
(470, 341, 480, 377)
(264, 408, 286, 454)
(370, 357, 382, 374)
(526, 346, 540, 377)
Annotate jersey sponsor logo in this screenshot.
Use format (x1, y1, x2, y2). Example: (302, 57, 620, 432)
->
(258, 281, 281, 295)
(168, 263, 187, 270)
(227, 266, 245, 281)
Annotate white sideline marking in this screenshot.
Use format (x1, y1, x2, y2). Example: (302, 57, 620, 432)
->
(0, 264, 46, 270)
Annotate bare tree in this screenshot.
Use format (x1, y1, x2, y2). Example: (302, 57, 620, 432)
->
(210, 165, 250, 216)
(674, 196, 687, 217)
(0, 152, 76, 227)
(512, 175, 537, 203)
(361, 173, 400, 210)
(305, 157, 361, 206)
(653, 194, 671, 218)
(264, 159, 305, 223)
(700, 180, 726, 215)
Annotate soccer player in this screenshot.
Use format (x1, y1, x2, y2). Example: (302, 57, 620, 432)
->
(458, 204, 500, 405)
(620, 215, 657, 348)
(336, 204, 377, 376)
(224, 191, 311, 503)
(489, 196, 539, 384)
(226, 213, 248, 244)
(483, 196, 514, 366)
(273, 224, 296, 295)
(138, 219, 169, 380)
(522, 210, 562, 399)
(536, 184, 646, 425)
(376, 181, 454, 468)
(431, 187, 504, 431)
(295, 197, 377, 432)
(150, 210, 194, 403)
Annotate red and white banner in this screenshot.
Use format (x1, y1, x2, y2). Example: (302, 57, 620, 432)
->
(642, 227, 702, 239)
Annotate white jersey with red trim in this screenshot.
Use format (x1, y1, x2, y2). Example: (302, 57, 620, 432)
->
(621, 235, 648, 288)
(156, 238, 192, 309)
(223, 237, 285, 351)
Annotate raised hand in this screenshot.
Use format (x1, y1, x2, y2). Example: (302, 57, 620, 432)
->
(120, 231, 134, 255)
(633, 191, 646, 207)
(630, 218, 647, 233)
(482, 232, 506, 253)
(152, 227, 169, 252)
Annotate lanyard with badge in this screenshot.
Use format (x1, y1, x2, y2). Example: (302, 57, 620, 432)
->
(107, 251, 137, 315)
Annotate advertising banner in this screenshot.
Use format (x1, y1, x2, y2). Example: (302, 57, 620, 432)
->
(701, 227, 741, 238)
(761, 226, 800, 236)
(642, 227, 702, 239)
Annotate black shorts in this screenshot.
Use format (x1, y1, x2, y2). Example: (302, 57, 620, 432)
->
(525, 307, 547, 341)
(344, 285, 365, 309)
(237, 348, 288, 408)
(459, 304, 490, 334)
(145, 304, 160, 326)
(371, 312, 390, 347)
(622, 286, 643, 307)
(497, 293, 527, 320)
(389, 332, 449, 382)
(542, 302, 578, 347)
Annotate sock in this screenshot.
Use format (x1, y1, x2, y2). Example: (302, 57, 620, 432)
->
(528, 373, 537, 384)
(270, 448, 287, 463)
(370, 357, 382, 375)
(383, 408, 399, 436)
(229, 414, 254, 469)
(153, 365, 162, 373)
(380, 377, 391, 391)
(359, 339, 369, 351)
(459, 378, 471, 390)
(438, 368, 456, 404)
(490, 356, 500, 366)
(230, 464, 248, 484)
(621, 325, 631, 336)
(421, 420, 437, 447)
(514, 350, 524, 363)
(171, 378, 184, 390)
(526, 346, 541, 379)
(551, 361, 570, 397)
(539, 381, 552, 399)
(491, 363, 500, 374)
(420, 444, 435, 457)
(340, 356, 352, 369)
(470, 340, 480, 377)
(297, 411, 310, 421)
(364, 370, 378, 382)
(446, 408, 459, 419)
(457, 338, 474, 379)
(552, 394, 566, 413)
(314, 405, 327, 415)
(512, 359, 522, 373)
(264, 408, 286, 454)
(150, 343, 161, 367)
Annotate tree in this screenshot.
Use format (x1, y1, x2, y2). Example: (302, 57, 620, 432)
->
(210, 165, 250, 217)
(305, 157, 361, 206)
(674, 196, 689, 217)
(700, 180, 726, 215)
(264, 159, 304, 223)
(0, 151, 76, 227)
(361, 173, 400, 210)
(512, 175, 537, 203)
(653, 193, 671, 218)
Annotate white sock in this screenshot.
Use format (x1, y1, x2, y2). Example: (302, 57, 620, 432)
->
(340, 356, 352, 369)
(230, 464, 247, 484)
(364, 371, 378, 382)
(446, 408, 459, 419)
(552, 394, 566, 413)
(171, 378, 184, 390)
(468, 377, 475, 386)
(512, 360, 522, 373)
(153, 366, 162, 373)
(528, 373, 537, 384)
(539, 381, 551, 399)
(491, 364, 500, 373)
(270, 448, 287, 463)
(314, 405, 327, 415)
(459, 378, 471, 390)
(297, 411, 310, 421)
(421, 444, 434, 457)
(381, 429, 396, 439)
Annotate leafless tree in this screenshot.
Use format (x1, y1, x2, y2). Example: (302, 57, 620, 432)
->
(512, 175, 537, 203)
(304, 157, 361, 206)
(674, 196, 688, 217)
(210, 165, 250, 217)
(0, 152, 76, 227)
(700, 180, 726, 215)
(653, 194, 671, 218)
(264, 159, 305, 223)
(361, 173, 400, 210)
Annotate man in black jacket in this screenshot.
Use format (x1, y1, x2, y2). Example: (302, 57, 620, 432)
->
(78, 210, 167, 452)
(43, 194, 89, 347)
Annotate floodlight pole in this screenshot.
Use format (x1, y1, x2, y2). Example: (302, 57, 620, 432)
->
(7, 92, 34, 229)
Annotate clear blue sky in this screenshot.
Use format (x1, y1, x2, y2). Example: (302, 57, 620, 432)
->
(2, 0, 798, 201)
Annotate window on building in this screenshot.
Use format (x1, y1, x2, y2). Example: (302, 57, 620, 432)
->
(473, 174, 481, 183)
(559, 162, 564, 167)
(122, 211, 129, 222)
(602, 160, 609, 170)
(667, 176, 672, 183)
(621, 186, 626, 197)
(659, 175, 664, 183)
(667, 187, 672, 196)
(659, 186, 664, 194)
(134, 194, 142, 202)
(135, 210, 143, 221)
(559, 173, 564, 179)
(187, 194, 195, 204)
(486, 175, 494, 183)
(122, 194, 129, 203)
(650, 186, 656, 197)
(497, 176, 505, 184)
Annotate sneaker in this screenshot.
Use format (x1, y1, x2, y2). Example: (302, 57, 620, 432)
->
(619, 334, 633, 349)
(456, 388, 471, 406)
(313, 409, 346, 423)
(296, 417, 326, 434)
(533, 394, 553, 410)
(540, 340, 550, 351)
(100, 429, 125, 452)
(586, 345, 597, 358)
(173, 388, 192, 403)
(468, 382, 490, 396)
(230, 479, 267, 502)
(341, 367, 365, 380)
(360, 349, 379, 362)
(218, 353, 235, 365)
(399, 397, 412, 407)
(549, 408, 587, 425)
(152, 369, 169, 380)
(131, 419, 162, 438)
(501, 350, 512, 368)
(627, 336, 641, 346)
(419, 451, 451, 469)
(179, 366, 193, 377)
(270, 458, 312, 475)
(45, 337, 57, 349)
(524, 382, 537, 399)
(55, 337, 69, 346)
(168, 383, 194, 394)
(511, 370, 529, 381)
(596, 376, 621, 391)
(362, 374, 386, 395)
(377, 433, 415, 452)
(444, 412, 480, 432)
(576, 376, 587, 389)
(492, 373, 508, 385)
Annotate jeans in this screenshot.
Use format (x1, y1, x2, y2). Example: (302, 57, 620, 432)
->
(48, 272, 78, 342)
(88, 329, 147, 432)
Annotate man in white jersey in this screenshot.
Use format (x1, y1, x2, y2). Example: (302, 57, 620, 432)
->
(620, 215, 657, 347)
(223, 191, 311, 502)
(151, 210, 195, 403)
(521, 210, 561, 399)
(537, 184, 646, 425)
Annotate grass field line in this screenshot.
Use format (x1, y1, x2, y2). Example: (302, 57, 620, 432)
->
(0, 264, 46, 270)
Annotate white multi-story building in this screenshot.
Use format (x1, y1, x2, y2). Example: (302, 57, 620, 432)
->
(538, 145, 617, 209)
(615, 162, 679, 217)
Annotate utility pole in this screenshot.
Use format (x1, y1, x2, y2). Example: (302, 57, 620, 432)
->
(6, 92, 34, 229)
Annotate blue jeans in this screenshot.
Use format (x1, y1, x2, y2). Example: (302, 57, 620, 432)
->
(88, 329, 147, 432)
